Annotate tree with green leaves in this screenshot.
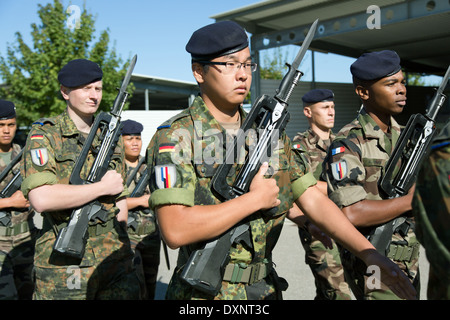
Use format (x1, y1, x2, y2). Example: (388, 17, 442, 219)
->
(0, 0, 134, 128)
(406, 73, 426, 86)
(259, 47, 291, 80)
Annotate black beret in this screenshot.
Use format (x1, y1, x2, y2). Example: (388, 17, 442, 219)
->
(0, 99, 16, 120)
(121, 119, 143, 135)
(186, 21, 249, 61)
(302, 89, 334, 104)
(58, 59, 103, 87)
(351, 50, 401, 81)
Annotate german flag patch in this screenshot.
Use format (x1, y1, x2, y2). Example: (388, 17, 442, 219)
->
(31, 134, 44, 140)
(158, 143, 175, 153)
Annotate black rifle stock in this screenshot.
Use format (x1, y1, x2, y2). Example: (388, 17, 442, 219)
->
(180, 20, 318, 296)
(129, 160, 149, 198)
(0, 149, 24, 226)
(126, 158, 171, 269)
(126, 156, 146, 191)
(368, 65, 450, 254)
(126, 156, 149, 231)
(0, 149, 24, 198)
(53, 55, 137, 259)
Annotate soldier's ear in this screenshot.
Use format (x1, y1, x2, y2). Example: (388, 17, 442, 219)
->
(60, 85, 70, 100)
(355, 85, 370, 101)
(303, 106, 312, 118)
(192, 62, 205, 84)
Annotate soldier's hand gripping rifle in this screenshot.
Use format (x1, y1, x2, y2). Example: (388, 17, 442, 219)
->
(0, 149, 24, 226)
(53, 55, 137, 260)
(368, 65, 450, 255)
(180, 20, 318, 296)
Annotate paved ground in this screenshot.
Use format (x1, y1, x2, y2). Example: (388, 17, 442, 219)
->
(155, 219, 429, 300)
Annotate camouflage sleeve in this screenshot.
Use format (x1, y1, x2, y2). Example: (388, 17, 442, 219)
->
(21, 122, 129, 200)
(323, 138, 368, 208)
(290, 138, 317, 201)
(20, 125, 58, 198)
(147, 123, 196, 210)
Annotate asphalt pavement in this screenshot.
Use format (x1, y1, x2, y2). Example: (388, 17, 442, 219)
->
(155, 219, 430, 300)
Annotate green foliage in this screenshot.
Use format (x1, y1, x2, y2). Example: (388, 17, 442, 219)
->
(259, 46, 299, 80)
(406, 73, 426, 86)
(0, 0, 134, 127)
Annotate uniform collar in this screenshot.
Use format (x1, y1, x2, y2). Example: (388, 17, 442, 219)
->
(189, 96, 246, 138)
(358, 107, 401, 152)
(60, 108, 82, 137)
(306, 128, 334, 151)
(358, 108, 400, 136)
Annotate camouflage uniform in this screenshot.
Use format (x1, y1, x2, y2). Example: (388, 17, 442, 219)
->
(412, 121, 450, 300)
(323, 108, 420, 300)
(147, 96, 316, 300)
(20, 109, 140, 300)
(0, 143, 36, 300)
(126, 157, 161, 299)
(292, 129, 351, 300)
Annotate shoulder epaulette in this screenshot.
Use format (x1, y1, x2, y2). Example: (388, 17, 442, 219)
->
(156, 111, 189, 130)
(32, 117, 56, 126)
(297, 131, 309, 139)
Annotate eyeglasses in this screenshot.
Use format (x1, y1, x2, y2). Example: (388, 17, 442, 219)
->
(197, 60, 257, 74)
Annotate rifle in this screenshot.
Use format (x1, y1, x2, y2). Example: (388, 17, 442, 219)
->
(53, 55, 137, 259)
(368, 64, 450, 255)
(126, 157, 171, 269)
(180, 20, 318, 296)
(0, 149, 24, 226)
(126, 156, 149, 231)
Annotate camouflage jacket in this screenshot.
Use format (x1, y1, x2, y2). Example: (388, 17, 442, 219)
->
(412, 121, 450, 282)
(21, 108, 128, 224)
(0, 143, 33, 227)
(126, 156, 156, 236)
(293, 128, 335, 180)
(323, 107, 401, 211)
(147, 96, 315, 298)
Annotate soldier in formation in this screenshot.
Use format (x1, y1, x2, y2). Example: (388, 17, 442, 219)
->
(122, 119, 161, 299)
(20, 59, 140, 299)
(0, 100, 36, 300)
(3, 21, 437, 302)
(289, 89, 351, 300)
(146, 21, 416, 300)
(324, 50, 420, 299)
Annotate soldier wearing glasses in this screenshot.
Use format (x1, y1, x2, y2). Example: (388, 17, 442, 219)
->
(146, 21, 417, 300)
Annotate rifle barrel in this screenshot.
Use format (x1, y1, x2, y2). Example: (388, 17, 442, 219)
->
(426, 64, 450, 120)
